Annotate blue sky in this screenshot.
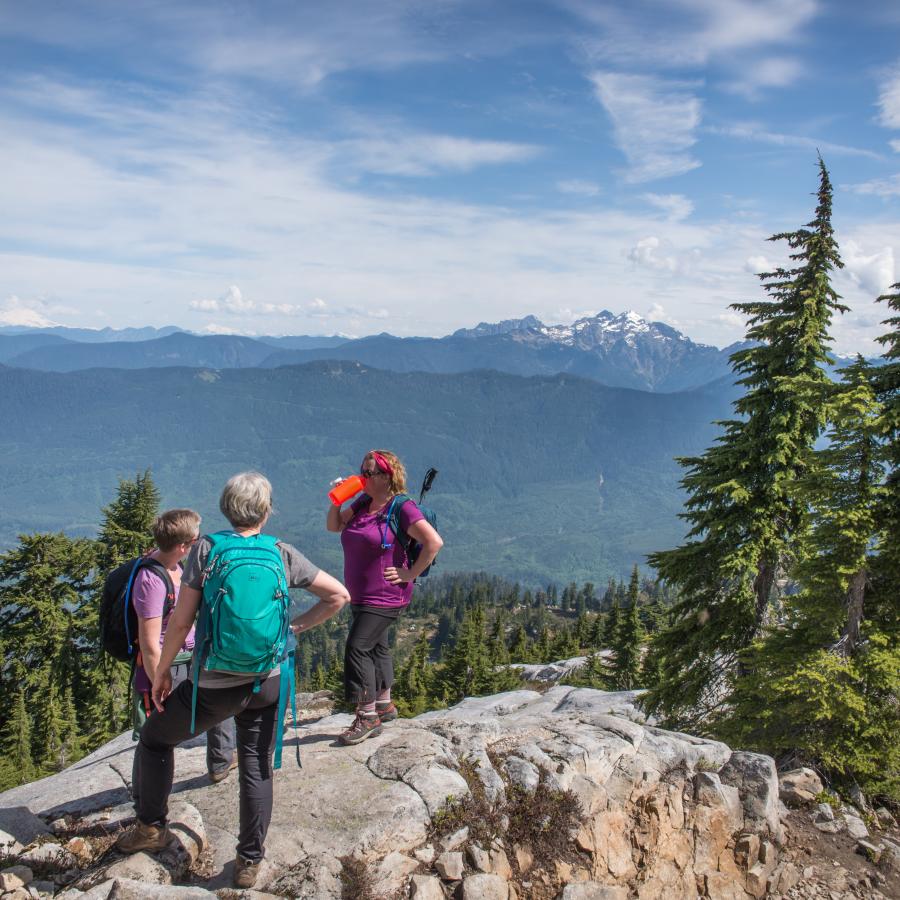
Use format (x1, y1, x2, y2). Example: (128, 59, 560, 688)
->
(1, 1, 899, 352)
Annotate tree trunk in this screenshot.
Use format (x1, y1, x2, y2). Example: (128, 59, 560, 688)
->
(837, 568, 867, 657)
(752, 558, 775, 635)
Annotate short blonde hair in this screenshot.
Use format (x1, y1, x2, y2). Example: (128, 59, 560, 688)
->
(219, 472, 273, 528)
(152, 509, 201, 552)
(365, 449, 408, 495)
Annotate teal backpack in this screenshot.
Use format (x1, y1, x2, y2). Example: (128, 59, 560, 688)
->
(190, 531, 299, 768)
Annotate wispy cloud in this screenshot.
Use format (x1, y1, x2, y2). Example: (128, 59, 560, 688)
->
(590, 73, 702, 182)
(0, 295, 57, 328)
(843, 240, 896, 296)
(643, 193, 694, 221)
(724, 56, 805, 99)
(877, 66, 900, 129)
(565, 0, 817, 69)
(339, 133, 541, 177)
(557, 179, 602, 197)
(709, 122, 882, 159)
(846, 174, 900, 197)
(188, 286, 304, 317)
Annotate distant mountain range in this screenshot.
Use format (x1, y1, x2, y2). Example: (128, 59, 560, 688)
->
(0, 360, 738, 584)
(0, 311, 742, 391)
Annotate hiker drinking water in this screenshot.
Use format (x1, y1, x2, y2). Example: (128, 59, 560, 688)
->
(327, 449, 443, 744)
(116, 472, 350, 889)
(130, 509, 236, 786)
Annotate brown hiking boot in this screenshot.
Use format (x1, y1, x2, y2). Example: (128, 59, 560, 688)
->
(338, 713, 383, 745)
(209, 753, 238, 784)
(375, 701, 398, 722)
(114, 821, 170, 854)
(234, 855, 261, 888)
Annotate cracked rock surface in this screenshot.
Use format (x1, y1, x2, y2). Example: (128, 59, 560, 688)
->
(0, 686, 788, 898)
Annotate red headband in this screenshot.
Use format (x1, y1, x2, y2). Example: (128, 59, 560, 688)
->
(370, 451, 393, 477)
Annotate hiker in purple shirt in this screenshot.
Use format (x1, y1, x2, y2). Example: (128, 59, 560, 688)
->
(326, 449, 443, 744)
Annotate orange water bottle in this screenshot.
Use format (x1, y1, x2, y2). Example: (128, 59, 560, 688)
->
(328, 474, 366, 505)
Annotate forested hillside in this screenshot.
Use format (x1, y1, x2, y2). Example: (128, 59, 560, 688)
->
(0, 362, 736, 583)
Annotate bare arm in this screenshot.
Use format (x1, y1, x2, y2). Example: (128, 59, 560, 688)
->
(384, 518, 443, 584)
(151, 585, 201, 710)
(326, 502, 356, 532)
(291, 570, 351, 635)
(137, 616, 163, 684)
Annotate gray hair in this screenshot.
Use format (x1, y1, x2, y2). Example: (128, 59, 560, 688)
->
(219, 471, 273, 528)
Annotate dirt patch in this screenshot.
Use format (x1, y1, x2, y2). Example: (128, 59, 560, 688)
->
(779, 809, 900, 899)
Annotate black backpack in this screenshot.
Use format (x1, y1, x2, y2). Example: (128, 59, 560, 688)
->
(99, 556, 175, 662)
(388, 468, 439, 578)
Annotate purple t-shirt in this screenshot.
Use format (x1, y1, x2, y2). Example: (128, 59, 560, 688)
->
(341, 496, 425, 609)
(132, 560, 195, 693)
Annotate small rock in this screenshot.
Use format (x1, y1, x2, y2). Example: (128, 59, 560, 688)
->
(105, 878, 216, 898)
(815, 803, 835, 822)
(848, 783, 869, 813)
(435, 850, 464, 881)
(414, 844, 436, 865)
(875, 807, 897, 828)
(4, 888, 31, 900)
(778, 768, 823, 807)
(814, 820, 841, 834)
(441, 827, 469, 852)
(0, 827, 25, 855)
(734, 833, 760, 869)
(856, 839, 882, 864)
(844, 814, 868, 840)
(468, 844, 491, 873)
(803, 866, 815, 879)
(102, 850, 172, 885)
(513, 844, 533, 874)
(409, 874, 444, 900)
(878, 839, 900, 872)
(0, 866, 34, 892)
(20, 841, 76, 869)
(558, 885, 628, 899)
(48, 819, 69, 835)
(460, 873, 509, 900)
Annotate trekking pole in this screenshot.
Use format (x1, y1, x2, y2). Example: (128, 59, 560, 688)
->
(419, 468, 438, 505)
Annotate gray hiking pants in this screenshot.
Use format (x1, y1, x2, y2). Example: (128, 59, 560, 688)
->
(134, 674, 280, 862)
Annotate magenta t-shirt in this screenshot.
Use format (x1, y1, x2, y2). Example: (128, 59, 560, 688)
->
(341, 496, 425, 609)
(132, 560, 195, 693)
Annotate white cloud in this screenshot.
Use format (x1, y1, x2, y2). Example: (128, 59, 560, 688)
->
(627, 236, 680, 272)
(842, 240, 896, 297)
(308, 298, 327, 312)
(566, 0, 817, 69)
(557, 179, 601, 197)
(642, 193, 694, 221)
(846, 174, 900, 197)
(724, 56, 805, 98)
(590, 73, 701, 182)
(0, 295, 57, 328)
(645, 302, 681, 327)
(710, 122, 881, 159)
(891, 139, 900, 153)
(744, 255, 773, 274)
(189, 286, 303, 317)
(877, 66, 900, 129)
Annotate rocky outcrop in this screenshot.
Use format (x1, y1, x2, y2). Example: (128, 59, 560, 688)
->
(0, 687, 794, 898)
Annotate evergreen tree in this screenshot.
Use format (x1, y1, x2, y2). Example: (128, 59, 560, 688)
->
(395, 631, 432, 715)
(0, 689, 34, 790)
(509, 625, 531, 663)
(645, 159, 846, 729)
(722, 357, 898, 797)
(611, 567, 645, 690)
(601, 599, 620, 649)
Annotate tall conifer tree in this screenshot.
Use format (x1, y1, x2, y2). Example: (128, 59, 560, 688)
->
(612, 566, 645, 689)
(645, 159, 846, 728)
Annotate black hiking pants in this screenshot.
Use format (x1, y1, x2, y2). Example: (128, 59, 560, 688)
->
(344, 606, 397, 705)
(134, 675, 280, 862)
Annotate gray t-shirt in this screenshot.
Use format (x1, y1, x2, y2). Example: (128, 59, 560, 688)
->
(183, 534, 320, 688)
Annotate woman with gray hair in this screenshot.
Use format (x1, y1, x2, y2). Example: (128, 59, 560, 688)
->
(116, 472, 350, 889)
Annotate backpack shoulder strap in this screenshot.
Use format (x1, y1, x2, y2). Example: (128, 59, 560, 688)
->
(133, 557, 177, 617)
(386, 494, 415, 554)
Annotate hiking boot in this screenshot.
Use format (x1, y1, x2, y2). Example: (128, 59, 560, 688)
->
(115, 821, 170, 854)
(338, 714, 382, 745)
(375, 701, 398, 723)
(209, 753, 238, 784)
(234, 855, 261, 888)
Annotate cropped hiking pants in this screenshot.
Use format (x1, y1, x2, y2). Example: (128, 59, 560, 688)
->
(134, 675, 281, 862)
(344, 606, 398, 705)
